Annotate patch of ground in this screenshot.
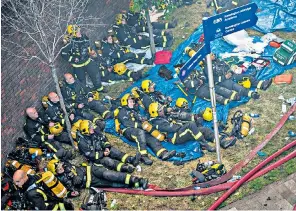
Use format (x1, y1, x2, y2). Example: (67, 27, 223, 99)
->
(70, 1, 296, 209)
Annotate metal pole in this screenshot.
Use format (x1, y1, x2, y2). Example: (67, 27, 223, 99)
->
(206, 54, 222, 163)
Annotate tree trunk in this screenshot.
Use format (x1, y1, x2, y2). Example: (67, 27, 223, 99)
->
(145, 7, 156, 56)
(50, 64, 76, 149)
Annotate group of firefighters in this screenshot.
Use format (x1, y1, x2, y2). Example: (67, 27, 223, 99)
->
(2, 1, 273, 210)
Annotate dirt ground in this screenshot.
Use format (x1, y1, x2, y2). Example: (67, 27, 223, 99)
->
(70, 1, 296, 210)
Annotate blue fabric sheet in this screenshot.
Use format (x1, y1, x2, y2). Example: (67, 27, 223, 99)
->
(105, 2, 296, 162)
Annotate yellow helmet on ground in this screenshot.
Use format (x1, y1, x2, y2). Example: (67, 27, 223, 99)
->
(176, 98, 188, 108)
(115, 14, 123, 25)
(149, 102, 159, 118)
(41, 95, 49, 109)
(238, 77, 251, 89)
(67, 25, 80, 37)
(47, 159, 60, 175)
(49, 122, 64, 135)
(141, 80, 153, 93)
(203, 107, 213, 121)
(121, 93, 131, 106)
(79, 120, 92, 135)
(114, 63, 127, 75)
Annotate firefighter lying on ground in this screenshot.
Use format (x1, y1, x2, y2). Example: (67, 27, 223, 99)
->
(203, 54, 261, 100)
(24, 107, 73, 161)
(13, 170, 73, 210)
(138, 79, 174, 114)
(99, 59, 145, 83)
(125, 10, 177, 37)
(76, 120, 141, 173)
(47, 159, 149, 191)
(113, 15, 173, 49)
(148, 102, 237, 151)
(100, 34, 154, 65)
(115, 93, 177, 165)
(61, 73, 112, 120)
(61, 25, 107, 93)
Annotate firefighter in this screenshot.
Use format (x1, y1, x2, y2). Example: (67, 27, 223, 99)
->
(76, 119, 140, 173)
(47, 159, 149, 190)
(230, 73, 272, 91)
(24, 107, 73, 160)
(113, 15, 173, 49)
(99, 60, 145, 83)
(60, 25, 106, 93)
(125, 10, 177, 36)
(116, 94, 177, 165)
(140, 79, 173, 113)
(203, 54, 260, 100)
(12, 170, 73, 210)
(61, 73, 112, 120)
(148, 102, 237, 151)
(181, 69, 239, 105)
(100, 34, 153, 65)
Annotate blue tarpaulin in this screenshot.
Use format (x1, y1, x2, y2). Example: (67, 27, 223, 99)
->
(105, 1, 296, 162)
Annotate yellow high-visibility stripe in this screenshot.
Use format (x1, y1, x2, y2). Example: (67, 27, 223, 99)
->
(59, 203, 66, 211)
(230, 91, 237, 100)
(68, 56, 73, 62)
(139, 150, 147, 155)
(95, 152, 99, 159)
(134, 122, 138, 128)
(44, 142, 57, 152)
(219, 76, 222, 82)
(224, 99, 229, 105)
(116, 163, 124, 171)
(125, 174, 131, 184)
(52, 204, 59, 211)
(121, 154, 129, 163)
(257, 81, 263, 89)
(248, 91, 252, 97)
(36, 189, 48, 201)
(86, 166, 91, 188)
(156, 148, 166, 157)
(117, 52, 121, 58)
(232, 1, 238, 6)
(140, 58, 145, 64)
(171, 133, 177, 144)
(165, 23, 169, 29)
(102, 110, 110, 118)
(72, 58, 91, 68)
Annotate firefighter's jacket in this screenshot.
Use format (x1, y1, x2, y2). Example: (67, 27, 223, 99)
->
(203, 58, 231, 84)
(149, 117, 182, 139)
(117, 106, 144, 131)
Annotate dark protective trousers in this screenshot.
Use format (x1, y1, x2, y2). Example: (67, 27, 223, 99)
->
(196, 83, 237, 105)
(218, 79, 252, 97)
(115, 52, 152, 65)
(171, 122, 204, 144)
(123, 128, 166, 157)
(73, 59, 103, 91)
(87, 100, 111, 119)
(99, 147, 131, 172)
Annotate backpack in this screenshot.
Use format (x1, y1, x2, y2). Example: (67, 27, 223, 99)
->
(154, 50, 172, 64)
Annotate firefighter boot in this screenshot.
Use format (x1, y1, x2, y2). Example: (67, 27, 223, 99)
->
(199, 140, 216, 152)
(261, 79, 272, 90)
(121, 164, 135, 173)
(251, 92, 260, 100)
(126, 152, 141, 167)
(220, 136, 237, 149)
(160, 150, 176, 161)
(139, 178, 149, 189)
(141, 155, 153, 165)
(94, 119, 106, 131)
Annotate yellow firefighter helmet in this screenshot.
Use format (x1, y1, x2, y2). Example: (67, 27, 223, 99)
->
(67, 24, 80, 37)
(114, 63, 127, 75)
(141, 80, 154, 93)
(121, 93, 131, 106)
(149, 102, 159, 118)
(203, 107, 213, 121)
(176, 98, 188, 108)
(49, 122, 64, 135)
(79, 120, 93, 135)
(47, 159, 60, 175)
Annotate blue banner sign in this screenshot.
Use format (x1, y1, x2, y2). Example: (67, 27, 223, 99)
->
(203, 2, 258, 51)
(179, 44, 206, 81)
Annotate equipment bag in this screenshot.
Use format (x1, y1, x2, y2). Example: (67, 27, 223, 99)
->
(154, 50, 172, 64)
(158, 65, 173, 80)
(274, 74, 293, 84)
(80, 188, 107, 210)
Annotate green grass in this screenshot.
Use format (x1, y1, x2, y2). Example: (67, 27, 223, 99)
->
(70, 1, 296, 209)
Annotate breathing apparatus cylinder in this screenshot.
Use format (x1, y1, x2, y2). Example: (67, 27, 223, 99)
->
(241, 114, 252, 137)
(142, 121, 165, 141)
(184, 47, 196, 58)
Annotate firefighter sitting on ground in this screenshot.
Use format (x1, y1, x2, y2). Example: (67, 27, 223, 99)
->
(61, 73, 112, 120)
(115, 93, 177, 165)
(61, 24, 107, 93)
(99, 33, 153, 65)
(99, 59, 145, 83)
(13, 170, 73, 210)
(24, 107, 74, 161)
(113, 14, 173, 49)
(76, 120, 141, 173)
(125, 10, 177, 37)
(203, 54, 261, 100)
(148, 102, 237, 151)
(47, 159, 149, 191)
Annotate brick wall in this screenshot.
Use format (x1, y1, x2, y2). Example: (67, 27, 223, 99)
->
(1, 0, 129, 165)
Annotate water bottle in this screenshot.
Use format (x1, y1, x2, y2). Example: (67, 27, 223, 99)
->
(288, 115, 295, 120)
(249, 113, 260, 118)
(232, 175, 241, 180)
(288, 131, 296, 137)
(282, 102, 287, 113)
(248, 127, 255, 135)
